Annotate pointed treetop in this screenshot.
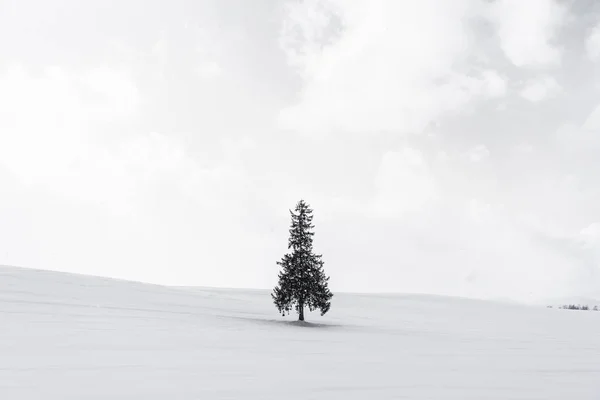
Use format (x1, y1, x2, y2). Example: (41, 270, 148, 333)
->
(294, 199, 311, 212)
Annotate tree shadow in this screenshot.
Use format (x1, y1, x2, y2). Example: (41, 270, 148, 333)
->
(222, 315, 344, 329)
(281, 320, 338, 328)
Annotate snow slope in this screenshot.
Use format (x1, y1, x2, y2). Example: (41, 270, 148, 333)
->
(1, 266, 599, 399)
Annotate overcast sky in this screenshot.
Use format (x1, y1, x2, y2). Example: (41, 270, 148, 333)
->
(2, 0, 600, 303)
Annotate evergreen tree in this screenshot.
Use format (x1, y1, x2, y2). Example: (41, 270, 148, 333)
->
(272, 199, 333, 321)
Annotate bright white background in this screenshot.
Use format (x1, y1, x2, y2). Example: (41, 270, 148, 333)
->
(1, 0, 600, 303)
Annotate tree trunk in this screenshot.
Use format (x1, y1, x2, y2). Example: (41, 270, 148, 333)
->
(298, 301, 305, 321)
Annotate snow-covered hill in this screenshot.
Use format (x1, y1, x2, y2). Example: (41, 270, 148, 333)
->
(1, 265, 599, 399)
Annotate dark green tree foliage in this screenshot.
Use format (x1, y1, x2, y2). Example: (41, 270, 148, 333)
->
(272, 200, 333, 321)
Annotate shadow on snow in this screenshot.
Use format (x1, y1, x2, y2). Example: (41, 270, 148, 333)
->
(222, 315, 344, 329)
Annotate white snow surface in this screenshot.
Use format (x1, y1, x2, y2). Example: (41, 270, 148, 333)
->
(1, 266, 599, 399)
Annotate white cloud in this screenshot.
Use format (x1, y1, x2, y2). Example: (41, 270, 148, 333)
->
(82, 67, 141, 116)
(466, 144, 490, 162)
(481, 70, 507, 98)
(0, 64, 139, 191)
(581, 103, 600, 132)
(520, 75, 561, 102)
(467, 198, 493, 222)
(364, 173, 578, 301)
(278, 0, 507, 136)
(197, 61, 222, 79)
(579, 222, 600, 248)
(514, 143, 534, 154)
(555, 122, 585, 148)
(487, 0, 567, 68)
(0, 64, 253, 214)
(586, 23, 600, 61)
(369, 147, 437, 218)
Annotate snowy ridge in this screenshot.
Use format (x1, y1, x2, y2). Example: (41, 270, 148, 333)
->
(1, 266, 599, 399)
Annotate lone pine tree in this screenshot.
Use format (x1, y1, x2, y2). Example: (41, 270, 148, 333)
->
(272, 199, 333, 321)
